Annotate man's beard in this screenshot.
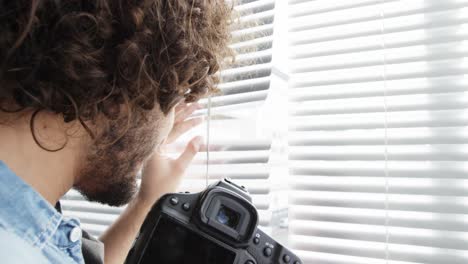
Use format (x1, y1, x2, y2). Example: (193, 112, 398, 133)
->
(74, 111, 162, 207)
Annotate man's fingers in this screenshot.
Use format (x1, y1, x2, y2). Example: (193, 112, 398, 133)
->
(178, 117, 204, 135)
(175, 103, 202, 123)
(175, 136, 203, 173)
(166, 117, 203, 144)
(175, 101, 187, 114)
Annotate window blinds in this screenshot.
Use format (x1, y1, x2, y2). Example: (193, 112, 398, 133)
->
(288, 1, 468, 264)
(61, 0, 281, 237)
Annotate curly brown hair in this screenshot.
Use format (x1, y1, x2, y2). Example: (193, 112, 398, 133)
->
(0, 0, 232, 147)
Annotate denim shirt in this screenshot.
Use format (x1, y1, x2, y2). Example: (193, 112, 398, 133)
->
(0, 160, 85, 264)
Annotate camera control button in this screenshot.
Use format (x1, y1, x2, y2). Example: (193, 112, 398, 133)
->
(182, 203, 191, 211)
(253, 237, 260, 245)
(263, 247, 272, 257)
(283, 254, 291, 263)
(170, 197, 179, 205)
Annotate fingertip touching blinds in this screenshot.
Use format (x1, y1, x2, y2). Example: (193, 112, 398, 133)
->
(61, 0, 282, 237)
(289, 1, 468, 264)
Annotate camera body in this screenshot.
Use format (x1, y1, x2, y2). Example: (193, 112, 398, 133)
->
(125, 178, 302, 264)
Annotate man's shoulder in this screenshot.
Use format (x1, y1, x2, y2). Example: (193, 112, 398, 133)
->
(0, 227, 48, 264)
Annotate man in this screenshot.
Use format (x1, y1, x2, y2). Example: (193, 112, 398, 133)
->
(0, 0, 232, 263)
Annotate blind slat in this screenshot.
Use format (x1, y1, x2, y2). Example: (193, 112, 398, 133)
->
(290, 0, 468, 32)
(289, 0, 389, 17)
(290, 76, 468, 101)
(292, 59, 468, 88)
(289, 127, 468, 146)
(290, 205, 468, 232)
(290, 161, 468, 179)
(290, 220, 468, 251)
(291, 176, 468, 196)
(290, 236, 468, 264)
(291, 8, 468, 45)
(235, 0, 275, 13)
(291, 91, 468, 116)
(291, 23, 468, 59)
(291, 190, 468, 214)
(290, 109, 468, 131)
(290, 144, 468, 161)
(292, 41, 468, 73)
(290, 250, 420, 264)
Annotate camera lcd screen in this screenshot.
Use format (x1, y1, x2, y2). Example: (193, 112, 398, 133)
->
(140, 216, 236, 264)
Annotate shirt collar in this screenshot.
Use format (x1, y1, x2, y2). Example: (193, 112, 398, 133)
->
(0, 160, 63, 248)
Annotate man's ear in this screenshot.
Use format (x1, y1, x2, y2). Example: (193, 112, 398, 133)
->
(29, 109, 91, 152)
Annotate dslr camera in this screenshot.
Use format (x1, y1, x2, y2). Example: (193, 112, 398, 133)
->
(125, 178, 302, 264)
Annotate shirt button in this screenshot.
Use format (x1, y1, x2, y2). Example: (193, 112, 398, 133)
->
(69, 227, 82, 242)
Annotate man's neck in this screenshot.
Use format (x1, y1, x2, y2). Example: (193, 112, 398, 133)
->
(0, 112, 83, 205)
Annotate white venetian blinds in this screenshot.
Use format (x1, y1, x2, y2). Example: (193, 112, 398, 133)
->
(288, 0, 468, 264)
(61, 0, 281, 237)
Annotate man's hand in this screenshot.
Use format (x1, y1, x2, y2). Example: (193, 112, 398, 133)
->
(136, 102, 204, 206)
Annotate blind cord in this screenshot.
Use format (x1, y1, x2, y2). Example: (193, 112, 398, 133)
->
(205, 95, 212, 187)
(380, 3, 390, 263)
